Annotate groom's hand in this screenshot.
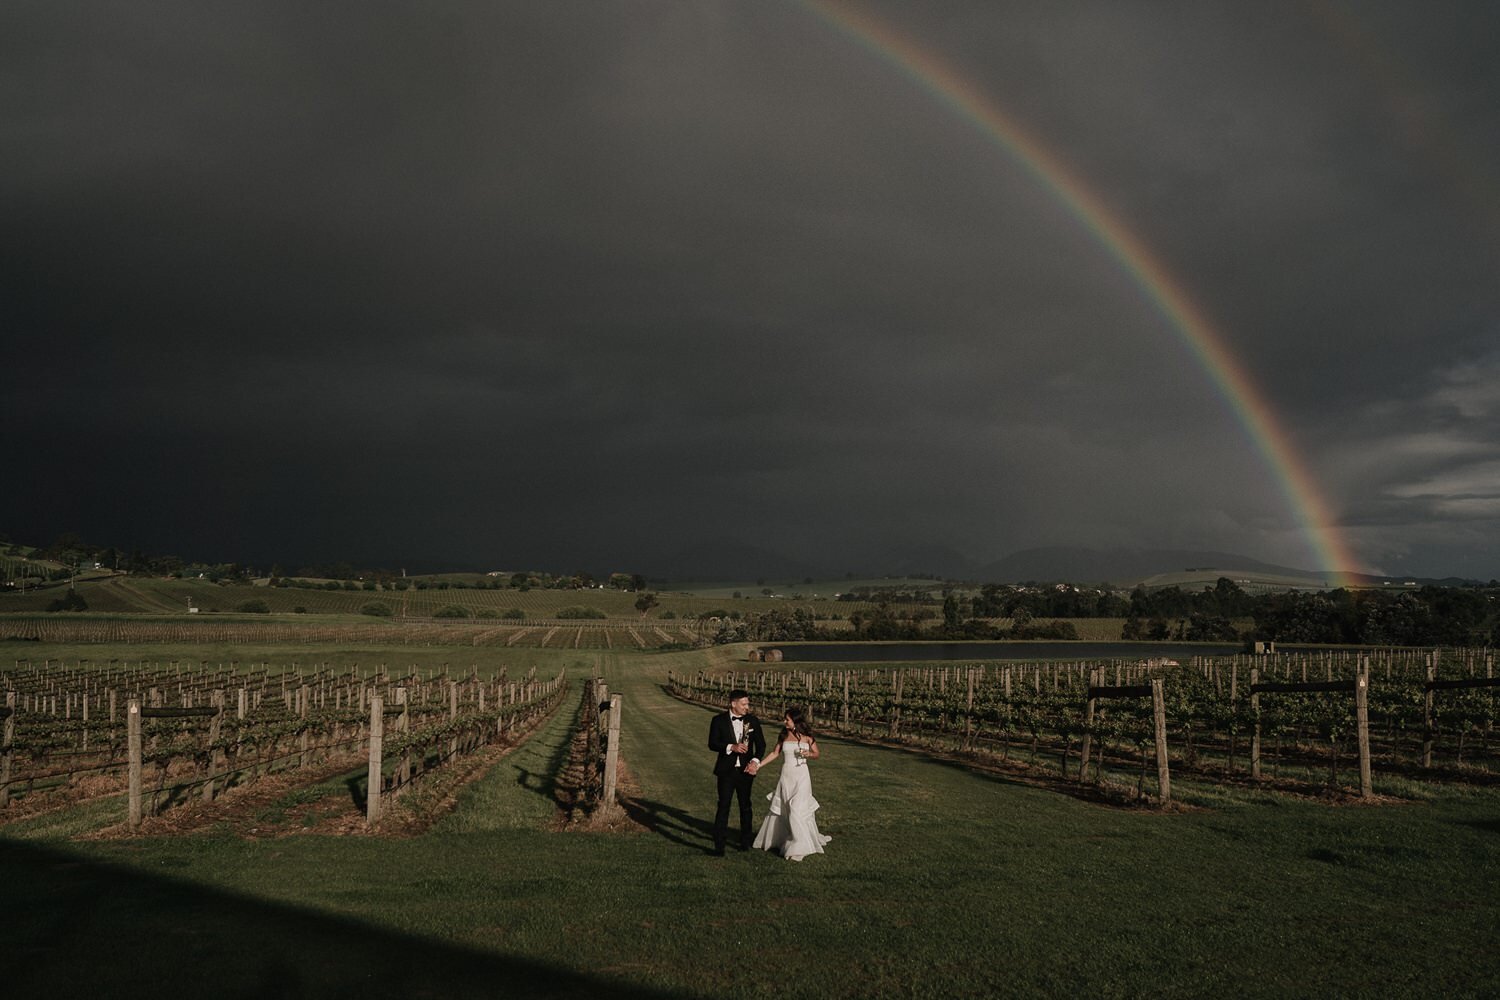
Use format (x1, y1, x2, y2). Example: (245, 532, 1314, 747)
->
(745, 761, 759, 776)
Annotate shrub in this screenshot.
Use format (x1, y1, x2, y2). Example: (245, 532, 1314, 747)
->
(502, 608, 526, 620)
(433, 604, 470, 618)
(47, 590, 88, 612)
(1010, 619, 1079, 640)
(660, 610, 677, 619)
(361, 602, 393, 617)
(237, 599, 271, 614)
(476, 608, 499, 619)
(293, 606, 307, 614)
(557, 606, 606, 619)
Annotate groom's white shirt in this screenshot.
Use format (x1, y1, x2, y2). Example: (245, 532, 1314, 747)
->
(725, 715, 758, 767)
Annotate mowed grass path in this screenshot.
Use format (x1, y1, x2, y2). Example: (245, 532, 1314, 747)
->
(2, 650, 1499, 997)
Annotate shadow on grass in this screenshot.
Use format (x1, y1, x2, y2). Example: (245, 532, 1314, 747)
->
(1456, 817, 1500, 835)
(618, 795, 718, 854)
(347, 774, 368, 812)
(0, 837, 689, 1000)
(511, 695, 579, 807)
(813, 729, 1184, 811)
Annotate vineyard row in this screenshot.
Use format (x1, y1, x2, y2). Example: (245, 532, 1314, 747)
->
(669, 647, 1498, 801)
(1, 667, 567, 831)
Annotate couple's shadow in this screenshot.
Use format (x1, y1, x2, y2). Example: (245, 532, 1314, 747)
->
(618, 796, 725, 855)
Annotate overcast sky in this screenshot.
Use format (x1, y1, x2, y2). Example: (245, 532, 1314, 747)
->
(4, 1, 1499, 579)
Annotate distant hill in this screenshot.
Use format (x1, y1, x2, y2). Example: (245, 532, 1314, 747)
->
(641, 540, 825, 584)
(974, 547, 1332, 587)
(839, 541, 976, 582)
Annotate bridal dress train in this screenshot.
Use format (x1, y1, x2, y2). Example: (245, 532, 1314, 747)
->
(751, 740, 832, 861)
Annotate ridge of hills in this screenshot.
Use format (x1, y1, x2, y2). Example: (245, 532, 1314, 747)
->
(645, 541, 1473, 589)
(5, 534, 1480, 592)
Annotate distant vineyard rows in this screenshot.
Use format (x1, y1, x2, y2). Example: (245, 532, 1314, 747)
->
(0, 616, 704, 649)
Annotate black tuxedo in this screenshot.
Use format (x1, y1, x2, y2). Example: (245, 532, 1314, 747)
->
(708, 711, 766, 852)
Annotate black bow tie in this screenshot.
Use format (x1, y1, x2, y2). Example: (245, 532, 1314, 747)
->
(731, 715, 744, 721)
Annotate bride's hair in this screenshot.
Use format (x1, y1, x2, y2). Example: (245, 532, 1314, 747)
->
(779, 706, 815, 744)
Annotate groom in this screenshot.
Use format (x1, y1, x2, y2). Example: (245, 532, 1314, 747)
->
(707, 689, 766, 856)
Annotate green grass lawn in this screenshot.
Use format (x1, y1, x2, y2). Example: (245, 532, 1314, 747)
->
(2, 647, 1498, 998)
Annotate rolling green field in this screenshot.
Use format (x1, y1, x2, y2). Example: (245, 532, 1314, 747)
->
(0, 573, 864, 620)
(3, 642, 1498, 997)
(0, 574, 1139, 645)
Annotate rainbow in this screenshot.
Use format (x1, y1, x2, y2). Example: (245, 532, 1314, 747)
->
(801, 0, 1362, 585)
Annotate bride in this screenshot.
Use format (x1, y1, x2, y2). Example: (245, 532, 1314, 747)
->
(749, 707, 832, 862)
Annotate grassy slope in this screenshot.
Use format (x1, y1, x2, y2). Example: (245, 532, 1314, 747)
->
(1, 648, 1498, 997)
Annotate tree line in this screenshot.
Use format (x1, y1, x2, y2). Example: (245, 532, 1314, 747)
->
(720, 579, 1498, 647)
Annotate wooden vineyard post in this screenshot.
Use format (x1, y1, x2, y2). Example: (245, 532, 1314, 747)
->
(842, 671, 850, 730)
(889, 670, 903, 739)
(964, 668, 974, 752)
(1250, 668, 1261, 781)
(0, 693, 14, 809)
(449, 680, 459, 760)
(1355, 662, 1372, 799)
(127, 697, 143, 829)
(1078, 669, 1098, 783)
(397, 687, 411, 786)
(298, 684, 310, 767)
(602, 694, 623, 805)
(1423, 660, 1436, 769)
(1152, 679, 1171, 804)
(203, 691, 223, 803)
(367, 692, 384, 825)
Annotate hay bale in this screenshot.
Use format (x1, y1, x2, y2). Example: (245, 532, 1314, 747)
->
(747, 649, 763, 662)
(764, 649, 783, 663)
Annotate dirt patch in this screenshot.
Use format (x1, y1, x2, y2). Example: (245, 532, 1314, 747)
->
(381, 735, 591, 837)
(83, 752, 369, 840)
(0, 771, 128, 827)
(576, 758, 648, 834)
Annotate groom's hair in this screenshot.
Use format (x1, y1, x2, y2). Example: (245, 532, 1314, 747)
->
(728, 689, 749, 702)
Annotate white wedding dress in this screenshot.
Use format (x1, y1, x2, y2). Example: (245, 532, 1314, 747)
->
(752, 739, 832, 861)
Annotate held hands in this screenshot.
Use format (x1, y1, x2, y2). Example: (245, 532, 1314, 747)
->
(734, 741, 761, 774)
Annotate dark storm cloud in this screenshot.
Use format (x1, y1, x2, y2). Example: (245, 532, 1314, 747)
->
(4, 1, 1500, 578)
